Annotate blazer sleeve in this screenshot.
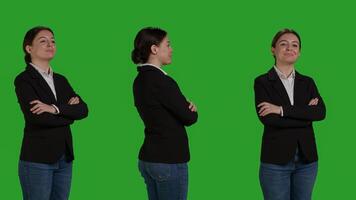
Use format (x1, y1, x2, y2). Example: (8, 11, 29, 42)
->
(56, 77, 89, 120)
(254, 78, 311, 128)
(282, 78, 326, 121)
(154, 75, 198, 126)
(14, 77, 74, 128)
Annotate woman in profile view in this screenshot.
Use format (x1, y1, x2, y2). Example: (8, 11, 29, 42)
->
(132, 27, 198, 200)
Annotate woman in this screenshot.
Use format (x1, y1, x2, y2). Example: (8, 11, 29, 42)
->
(15, 26, 88, 200)
(132, 27, 198, 200)
(254, 28, 326, 200)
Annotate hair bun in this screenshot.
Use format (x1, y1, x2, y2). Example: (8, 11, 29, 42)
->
(131, 48, 143, 64)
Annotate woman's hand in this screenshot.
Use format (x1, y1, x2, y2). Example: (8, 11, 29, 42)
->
(68, 97, 80, 105)
(30, 100, 56, 115)
(188, 101, 197, 112)
(308, 98, 319, 106)
(258, 102, 282, 116)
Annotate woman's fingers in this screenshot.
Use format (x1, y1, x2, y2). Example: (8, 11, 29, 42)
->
(30, 99, 42, 113)
(188, 102, 197, 112)
(260, 108, 271, 116)
(258, 102, 269, 108)
(308, 98, 315, 105)
(258, 105, 269, 114)
(192, 105, 197, 112)
(30, 101, 55, 114)
(30, 103, 42, 112)
(314, 98, 319, 105)
(308, 98, 319, 106)
(30, 100, 43, 112)
(68, 97, 80, 105)
(30, 100, 42, 105)
(72, 97, 79, 105)
(258, 103, 280, 116)
(32, 107, 44, 114)
(68, 97, 75, 104)
(36, 109, 46, 115)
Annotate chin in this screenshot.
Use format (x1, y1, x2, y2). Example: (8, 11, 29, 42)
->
(283, 57, 297, 64)
(47, 54, 55, 59)
(163, 60, 172, 65)
(42, 57, 54, 62)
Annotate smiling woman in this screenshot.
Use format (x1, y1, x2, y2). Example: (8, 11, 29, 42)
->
(14, 26, 89, 200)
(254, 28, 326, 200)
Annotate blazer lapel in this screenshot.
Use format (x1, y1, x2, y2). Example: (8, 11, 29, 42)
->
(27, 65, 57, 103)
(293, 71, 305, 106)
(53, 74, 65, 103)
(267, 68, 292, 105)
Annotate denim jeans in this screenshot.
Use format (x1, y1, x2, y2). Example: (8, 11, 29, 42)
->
(138, 160, 188, 200)
(18, 155, 73, 200)
(259, 153, 318, 200)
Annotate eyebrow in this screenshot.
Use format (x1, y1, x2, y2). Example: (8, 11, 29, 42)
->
(278, 40, 299, 44)
(37, 36, 55, 40)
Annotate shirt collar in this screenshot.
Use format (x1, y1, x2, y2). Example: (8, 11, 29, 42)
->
(138, 63, 167, 75)
(30, 63, 53, 77)
(274, 65, 295, 80)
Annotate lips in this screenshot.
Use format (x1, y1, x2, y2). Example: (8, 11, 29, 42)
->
(284, 53, 295, 56)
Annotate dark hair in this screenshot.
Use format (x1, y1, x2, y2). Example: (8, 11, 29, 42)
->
(131, 27, 167, 64)
(271, 28, 301, 49)
(23, 26, 54, 64)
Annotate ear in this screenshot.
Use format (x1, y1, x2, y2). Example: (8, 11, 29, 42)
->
(271, 47, 275, 56)
(150, 45, 158, 55)
(25, 45, 32, 54)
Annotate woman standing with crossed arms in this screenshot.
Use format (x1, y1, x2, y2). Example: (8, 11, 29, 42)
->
(132, 27, 198, 200)
(15, 26, 88, 200)
(254, 28, 326, 200)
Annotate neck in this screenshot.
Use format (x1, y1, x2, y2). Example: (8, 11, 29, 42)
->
(146, 57, 162, 68)
(275, 62, 294, 77)
(31, 59, 51, 72)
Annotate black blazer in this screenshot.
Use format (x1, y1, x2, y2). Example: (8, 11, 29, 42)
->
(254, 68, 326, 164)
(133, 65, 198, 163)
(14, 65, 88, 164)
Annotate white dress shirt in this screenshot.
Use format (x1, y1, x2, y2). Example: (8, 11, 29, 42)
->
(274, 66, 295, 117)
(274, 66, 295, 105)
(30, 63, 59, 113)
(274, 66, 301, 154)
(30, 63, 57, 100)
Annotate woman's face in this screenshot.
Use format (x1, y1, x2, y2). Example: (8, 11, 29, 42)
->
(272, 33, 300, 65)
(154, 36, 172, 65)
(26, 30, 56, 62)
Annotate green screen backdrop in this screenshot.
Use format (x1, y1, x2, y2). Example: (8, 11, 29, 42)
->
(1, 0, 355, 199)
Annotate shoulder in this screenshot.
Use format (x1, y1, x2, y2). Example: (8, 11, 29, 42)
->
(54, 72, 67, 80)
(254, 72, 269, 84)
(54, 73, 71, 86)
(14, 69, 30, 85)
(296, 71, 314, 83)
(137, 69, 170, 84)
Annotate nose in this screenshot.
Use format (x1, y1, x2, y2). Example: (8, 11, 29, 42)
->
(47, 41, 54, 47)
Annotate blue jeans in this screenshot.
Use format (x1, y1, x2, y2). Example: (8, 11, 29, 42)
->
(18, 155, 73, 200)
(138, 160, 188, 200)
(259, 153, 318, 200)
